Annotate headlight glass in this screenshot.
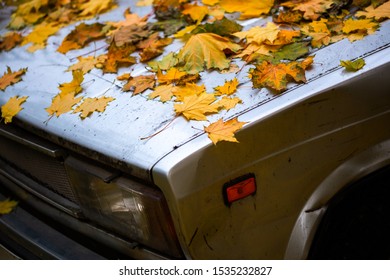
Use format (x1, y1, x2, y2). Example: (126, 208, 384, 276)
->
(65, 156, 182, 258)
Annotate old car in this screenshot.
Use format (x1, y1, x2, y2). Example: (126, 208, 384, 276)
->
(1, 0, 390, 259)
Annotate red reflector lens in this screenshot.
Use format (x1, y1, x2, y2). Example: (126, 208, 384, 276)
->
(223, 174, 256, 205)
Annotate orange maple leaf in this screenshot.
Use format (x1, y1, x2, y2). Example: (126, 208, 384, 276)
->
(204, 117, 247, 144)
(250, 57, 313, 92)
(101, 43, 137, 73)
(58, 23, 106, 54)
(157, 68, 188, 84)
(216, 96, 242, 111)
(78, 0, 117, 17)
(178, 33, 242, 74)
(1, 96, 28, 124)
(73, 96, 115, 119)
(0, 32, 23, 52)
(282, 0, 334, 20)
(22, 22, 62, 52)
(0, 67, 27, 91)
(174, 92, 219, 121)
(122, 74, 156, 95)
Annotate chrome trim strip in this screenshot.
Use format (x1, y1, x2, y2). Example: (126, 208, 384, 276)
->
(0, 123, 66, 159)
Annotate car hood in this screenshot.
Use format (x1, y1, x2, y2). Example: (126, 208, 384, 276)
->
(1, 3, 390, 181)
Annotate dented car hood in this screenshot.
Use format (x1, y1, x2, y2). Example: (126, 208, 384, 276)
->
(1, 2, 390, 181)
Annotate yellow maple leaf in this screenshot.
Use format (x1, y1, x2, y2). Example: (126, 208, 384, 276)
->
(356, 1, 390, 20)
(46, 92, 83, 117)
(174, 92, 219, 121)
(214, 78, 239, 95)
(21, 22, 61, 52)
(1, 96, 28, 124)
(0, 67, 27, 91)
(78, 0, 117, 17)
(182, 3, 210, 23)
(73, 96, 115, 119)
(178, 33, 242, 74)
(157, 68, 188, 84)
(342, 18, 378, 34)
(149, 84, 175, 102)
(0, 199, 18, 215)
(67, 56, 106, 74)
(172, 83, 206, 102)
(219, 0, 274, 19)
(234, 22, 280, 44)
(58, 70, 84, 96)
(216, 96, 242, 111)
(204, 117, 247, 144)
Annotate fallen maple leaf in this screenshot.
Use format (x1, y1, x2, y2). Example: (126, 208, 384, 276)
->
(0, 199, 18, 215)
(22, 22, 61, 52)
(157, 68, 188, 84)
(219, 0, 274, 19)
(356, 1, 390, 20)
(342, 18, 378, 34)
(78, 0, 117, 17)
(46, 93, 83, 117)
(216, 96, 242, 111)
(172, 83, 206, 102)
(0, 67, 27, 91)
(73, 96, 115, 119)
(0, 32, 23, 52)
(182, 3, 210, 23)
(204, 117, 247, 144)
(1, 96, 28, 124)
(67, 56, 106, 74)
(340, 58, 366, 71)
(178, 33, 242, 74)
(149, 84, 175, 102)
(234, 22, 280, 45)
(214, 78, 239, 95)
(174, 92, 219, 120)
(101, 43, 137, 73)
(57, 23, 106, 54)
(282, 0, 334, 20)
(122, 74, 156, 94)
(250, 57, 313, 91)
(58, 70, 84, 96)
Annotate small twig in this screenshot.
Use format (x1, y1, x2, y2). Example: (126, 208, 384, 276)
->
(140, 115, 178, 140)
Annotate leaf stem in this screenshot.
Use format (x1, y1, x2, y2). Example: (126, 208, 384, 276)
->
(140, 115, 178, 140)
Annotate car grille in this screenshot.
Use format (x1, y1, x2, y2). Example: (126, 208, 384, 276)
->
(0, 124, 81, 213)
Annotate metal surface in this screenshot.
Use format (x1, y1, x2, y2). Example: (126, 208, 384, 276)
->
(1, 1, 389, 181)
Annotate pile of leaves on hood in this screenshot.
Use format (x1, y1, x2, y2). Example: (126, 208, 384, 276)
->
(1, 0, 390, 144)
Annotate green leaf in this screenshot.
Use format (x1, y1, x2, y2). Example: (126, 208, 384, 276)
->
(340, 58, 365, 72)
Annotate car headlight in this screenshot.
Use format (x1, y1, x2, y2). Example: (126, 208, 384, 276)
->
(65, 156, 182, 258)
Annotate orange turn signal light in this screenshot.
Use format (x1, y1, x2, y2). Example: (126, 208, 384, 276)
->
(223, 174, 256, 206)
